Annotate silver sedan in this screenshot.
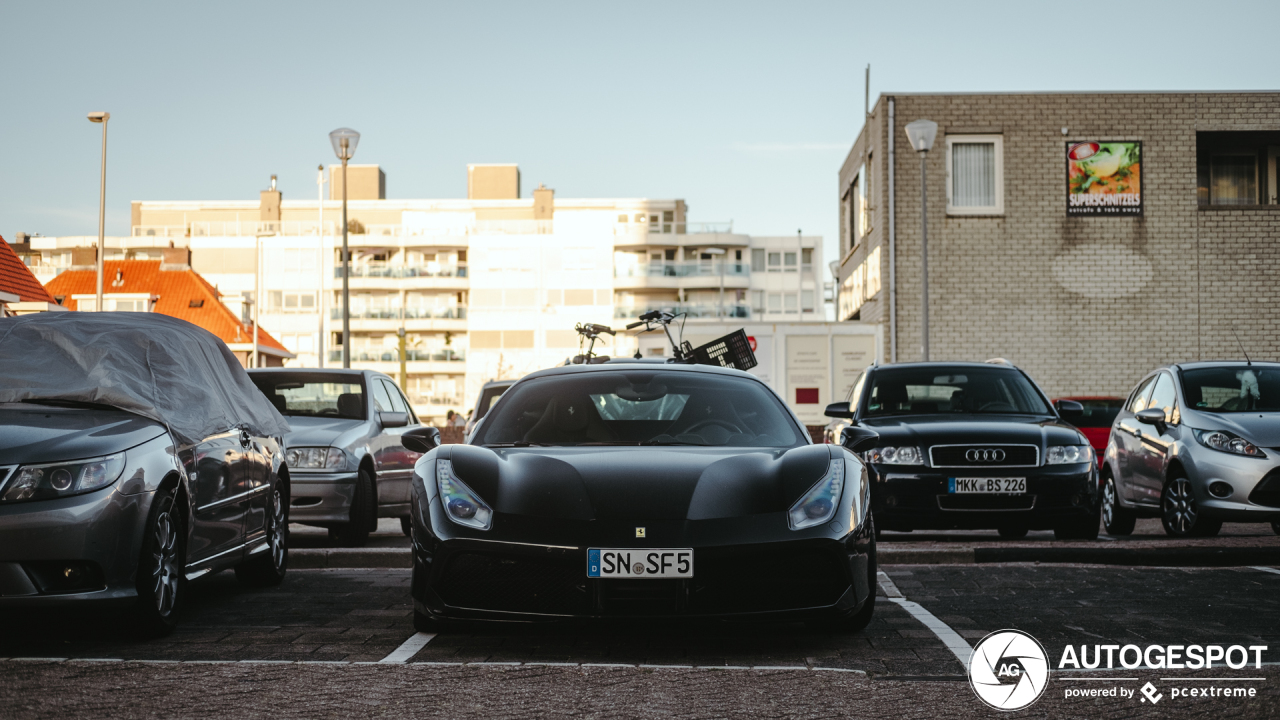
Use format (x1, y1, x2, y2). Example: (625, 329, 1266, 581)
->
(248, 369, 424, 546)
(1102, 361, 1280, 537)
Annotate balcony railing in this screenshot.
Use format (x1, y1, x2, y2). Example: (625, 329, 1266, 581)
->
(336, 264, 467, 279)
(614, 304, 751, 320)
(328, 349, 466, 363)
(331, 307, 466, 320)
(133, 221, 342, 238)
(614, 261, 749, 279)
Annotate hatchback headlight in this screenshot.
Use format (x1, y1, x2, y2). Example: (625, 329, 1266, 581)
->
(1045, 445, 1091, 465)
(1, 453, 127, 504)
(865, 446, 924, 465)
(436, 459, 492, 530)
(789, 459, 845, 530)
(1194, 430, 1266, 458)
(286, 447, 347, 470)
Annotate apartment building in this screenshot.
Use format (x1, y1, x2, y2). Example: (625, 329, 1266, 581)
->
(25, 164, 825, 421)
(837, 91, 1280, 397)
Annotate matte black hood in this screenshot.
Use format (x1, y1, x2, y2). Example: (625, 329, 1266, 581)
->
(863, 414, 1086, 449)
(0, 403, 167, 465)
(446, 444, 834, 522)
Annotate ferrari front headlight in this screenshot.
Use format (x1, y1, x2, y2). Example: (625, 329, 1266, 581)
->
(1, 453, 127, 504)
(436, 459, 492, 530)
(789, 459, 845, 530)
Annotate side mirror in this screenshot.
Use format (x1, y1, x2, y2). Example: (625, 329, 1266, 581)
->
(825, 401, 854, 419)
(401, 426, 441, 453)
(1135, 408, 1166, 427)
(840, 425, 880, 453)
(379, 411, 410, 428)
(1055, 400, 1084, 420)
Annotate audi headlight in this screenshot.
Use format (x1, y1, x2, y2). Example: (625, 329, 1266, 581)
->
(285, 447, 347, 470)
(865, 446, 924, 465)
(436, 459, 492, 530)
(789, 459, 845, 530)
(1194, 430, 1266, 458)
(1, 453, 127, 504)
(1045, 445, 1091, 465)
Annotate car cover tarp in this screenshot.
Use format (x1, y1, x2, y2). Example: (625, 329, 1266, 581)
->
(0, 312, 289, 446)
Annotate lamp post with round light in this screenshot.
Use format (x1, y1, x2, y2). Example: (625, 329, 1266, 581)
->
(87, 112, 110, 312)
(903, 119, 937, 361)
(329, 128, 360, 369)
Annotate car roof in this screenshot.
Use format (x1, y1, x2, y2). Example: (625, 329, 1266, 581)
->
(519, 360, 759, 382)
(869, 361, 1024, 372)
(247, 367, 385, 380)
(1169, 361, 1280, 371)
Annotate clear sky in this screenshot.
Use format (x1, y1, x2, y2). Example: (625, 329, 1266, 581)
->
(4, 0, 1277, 277)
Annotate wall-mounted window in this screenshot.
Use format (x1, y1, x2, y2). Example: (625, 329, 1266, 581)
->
(751, 249, 765, 272)
(1197, 132, 1280, 206)
(801, 248, 813, 272)
(783, 252, 797, 272)
(801, 290, 815, 313)
(751, 290, 766, 315)
(268, 291, 316, 313)
(862, 154, 873, 235)
(767, 252, 781, 272)
(946, 135, 1004, 215)
(839, 189, 851, 255)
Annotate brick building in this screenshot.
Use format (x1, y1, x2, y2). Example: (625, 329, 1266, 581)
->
(836, 91, 1280, 397)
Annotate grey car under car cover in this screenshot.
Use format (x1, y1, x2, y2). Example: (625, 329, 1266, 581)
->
(0, 312, 289, 446)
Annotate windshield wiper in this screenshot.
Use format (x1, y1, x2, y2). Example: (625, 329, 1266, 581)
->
(482, 442, 551, 448)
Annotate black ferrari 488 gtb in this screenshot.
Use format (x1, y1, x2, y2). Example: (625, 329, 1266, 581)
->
(399, 361, 880, 632)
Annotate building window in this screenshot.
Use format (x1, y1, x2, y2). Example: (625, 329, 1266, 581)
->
(850, 174, 862, 246)
(839, 190, 851, 255)
(783, 252, 797, 272)
(801, 248, 813, 272)
(863, 154, 873, 234)
(751, 249, 765, 272)
(784, 294, 798, 314)
(767, 252, 781, 272)
(946, 134, 1004, 215)
(1197, 132, 1280, 206)
(767, 293, 781, 313)
(751, 290, 765, 315)
(801, 290, 815, 313)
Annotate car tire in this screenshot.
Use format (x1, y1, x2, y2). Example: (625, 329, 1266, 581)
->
(1101, 475, 1136, 536)
(997, 526, 1028, 539)
(1161, 476, 1219, 538)
(329, 468, 375, 547)
(400, 516, 412, 537)
(1054, 501, 1101, 541)
(132, 487, 184, 638)
(235, 483, 289, 587)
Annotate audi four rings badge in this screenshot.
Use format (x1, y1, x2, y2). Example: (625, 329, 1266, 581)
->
(967, 448, 1006, 463)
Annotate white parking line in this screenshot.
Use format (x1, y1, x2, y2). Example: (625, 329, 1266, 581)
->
(1251, 566, 1280, 576)
(378, 632, 436, 664)
(877, 574, 972, 669)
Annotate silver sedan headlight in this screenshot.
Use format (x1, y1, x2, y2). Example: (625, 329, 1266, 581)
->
(286, 447, 347, 470)
(1, 453, 127, 504)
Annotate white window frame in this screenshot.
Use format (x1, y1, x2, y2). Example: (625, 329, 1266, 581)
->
(945, 134, 1004, 216)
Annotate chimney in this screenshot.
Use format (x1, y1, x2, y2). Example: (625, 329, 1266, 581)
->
(260, 175, 282, 222)
(533, 184, 555, 220)
(161, 246, 191, 271)
(467, 164, 520, 200)
(71, 247, 97, 270)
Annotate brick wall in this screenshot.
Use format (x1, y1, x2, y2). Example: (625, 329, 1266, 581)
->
(837, 92, 1280, 398)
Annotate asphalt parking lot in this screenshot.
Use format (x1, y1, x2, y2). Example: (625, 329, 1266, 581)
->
(3, 558, 1278, 718)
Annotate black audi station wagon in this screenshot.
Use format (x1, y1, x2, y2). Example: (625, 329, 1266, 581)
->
(824, 361, 1099, 539)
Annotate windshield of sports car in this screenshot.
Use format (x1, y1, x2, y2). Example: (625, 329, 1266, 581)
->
(474, 371, 806, 447)
(1181, 367, 1280, 413)
(864, 366, 1052, 417)
(251, 373, 367, 420)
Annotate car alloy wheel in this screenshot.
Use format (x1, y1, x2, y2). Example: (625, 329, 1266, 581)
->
(235, 483, 289, 587)
(1162, 477, 1198, 536)
(151, 506, 180, 618)
(266, 487, 286, 572)
(1101, 476, 1135, 535)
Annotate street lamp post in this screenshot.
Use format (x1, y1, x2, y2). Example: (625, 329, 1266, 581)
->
(903, 119, 938, 361)
(88, 112, 109, 312)
(704, 247, 726, 318)
(329, 128, 360, 369)
(317, 164, 326, 368)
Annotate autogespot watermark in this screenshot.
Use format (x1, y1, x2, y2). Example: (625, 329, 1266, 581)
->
(968, 630, 1269, 710)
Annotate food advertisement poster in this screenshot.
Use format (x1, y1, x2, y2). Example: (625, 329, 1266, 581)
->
(1066, 141, 1142, 216)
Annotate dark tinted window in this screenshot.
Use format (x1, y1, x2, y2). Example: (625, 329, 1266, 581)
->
(1181, 366, 1280, 413)
(251, 372, 366, 420)
(474, 371, 805, 447)
(1070, 398, 1124, 428)
(864, 366, 1051, 417)
(474, 385, 511, 422)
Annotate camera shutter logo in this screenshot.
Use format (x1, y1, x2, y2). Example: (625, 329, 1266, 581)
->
(969, 629, 1050, 711)
(966, 448, 1006, 463)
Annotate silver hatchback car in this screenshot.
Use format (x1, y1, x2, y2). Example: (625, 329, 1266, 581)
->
(1102, 362, 1280, 537)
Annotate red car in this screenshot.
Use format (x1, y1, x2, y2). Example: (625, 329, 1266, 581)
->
(1053, 396, 1124, 466)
